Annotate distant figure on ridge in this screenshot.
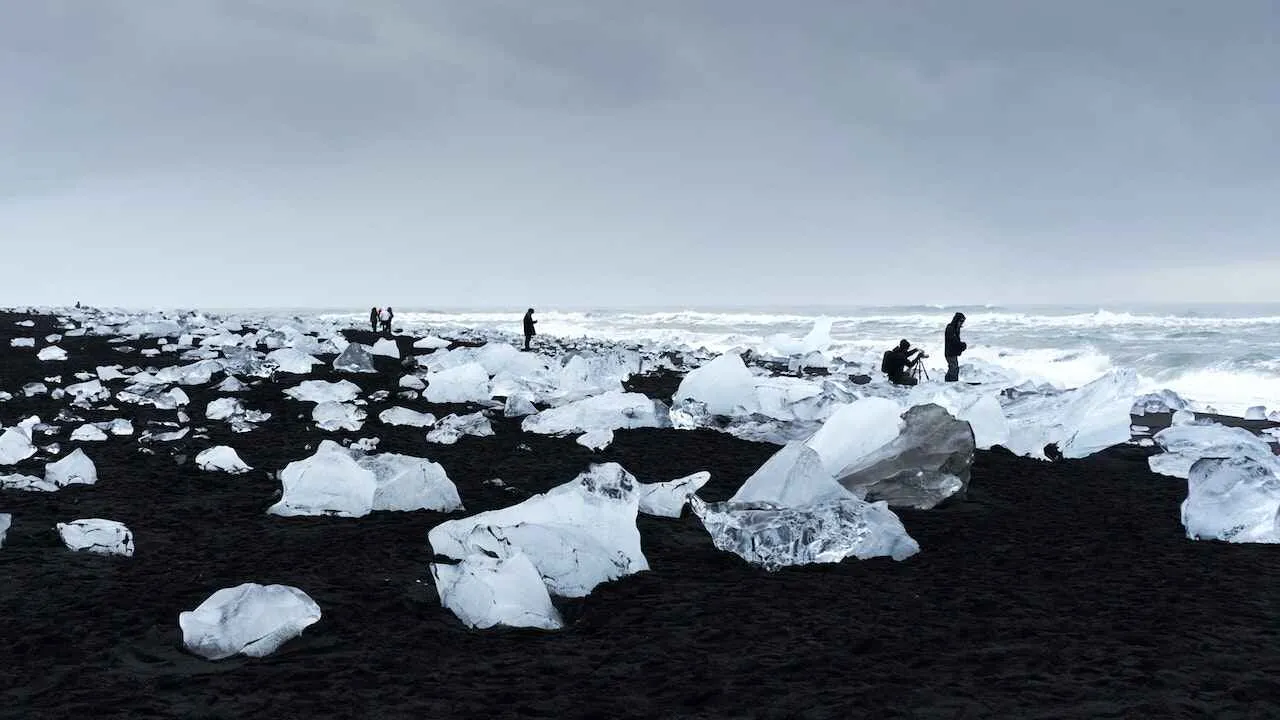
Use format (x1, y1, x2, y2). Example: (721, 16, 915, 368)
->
(944, 312, 967, 382)
(369, 307, 379, 332)
(380, 307, 394, 336)
(523, 308, 537, 351)
(881, 339, 925, 386)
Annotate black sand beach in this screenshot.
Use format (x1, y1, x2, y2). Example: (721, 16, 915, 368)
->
(1, 310, 1278, 719)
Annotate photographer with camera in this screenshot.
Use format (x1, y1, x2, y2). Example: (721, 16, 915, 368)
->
(881, 339, 927, 386)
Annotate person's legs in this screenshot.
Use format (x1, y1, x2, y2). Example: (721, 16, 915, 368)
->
(524, 334, 531, 351)
(945, 356, 959, 382)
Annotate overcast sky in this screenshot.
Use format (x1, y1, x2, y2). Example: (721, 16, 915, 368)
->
(2, 1, 1277, 309)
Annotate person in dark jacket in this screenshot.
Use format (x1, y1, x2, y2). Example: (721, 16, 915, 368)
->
(369, 307, 379, 332)
(380, 306, 394, 335)
(523, 308, 537, 351)
(944, 312, 967, 382)
(881, 339, 925, 386)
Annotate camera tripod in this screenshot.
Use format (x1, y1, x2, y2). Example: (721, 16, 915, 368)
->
(910, 360, 930, 383)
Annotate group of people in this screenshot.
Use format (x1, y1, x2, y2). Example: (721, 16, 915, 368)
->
(364, 306, 538, 350)
(369, 306, 394, 335)
(361, 305, 963, 384)
(880, 312, 968, 386)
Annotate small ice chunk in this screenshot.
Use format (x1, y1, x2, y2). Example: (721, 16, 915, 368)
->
(179, 583, 322, 660)
(638, 471, 711, 518)
(65, 379, 110, 404)
(0, 513, 10, 547)
(398, 375, 426, 390)
(521, 391, 670, 435)
(424, 362, 492, 404)
(196, 446, 253, 474)
(96, 365, 126, 381)
(576, 429, 614, 451)
(284, 380, 362, 404)
(45, 449, 98, 488)
(1181, 456, 1280, 543)
(23, 382, 48, 397)
(1172, 409, 1198, 426)
(70, 424, 108, 442)
(428, 463, 648, 597)
(10, 338, 35, 348)
(1245, 406, 1268, 421)
(0, 427, 37, 464)
(216, 376, 249, 393)
(431, 553, 564, 630)
(731, 442, 854, 507)
(672, 353, 756, 416)
(371, 338, 400, 359)
(37, 346, 68, 361)
(268, 442, 377, 517)
(378, 407, 437, 428)
(413, 336, 451, 350)
(57, 519, 134, 556)
(426, 412, 494, 445)
(359, 452, 463, 512)
(333, 343, 377, 373)
(206, 398, 245, 421)
(267, 348, 322, 374)
(503, 394, 538, 418)
(1131, 390, 1188, 416)
(313, 402, 366, 432)
(690, 495, 919, 570)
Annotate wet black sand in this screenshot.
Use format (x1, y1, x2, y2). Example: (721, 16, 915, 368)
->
(1, 311, 1278, 719)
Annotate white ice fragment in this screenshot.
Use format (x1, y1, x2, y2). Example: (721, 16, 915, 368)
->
(398, 375, 426, 390)
(1002, 370, 1138, 459)
(672, 353, 756, 416)
(206, 398, 245, 421)
(0, 513, 10, 547)
(377, 407, 437, 428)
(44, 449, 98, 488)
(179, 583, 322, 660)
(359, 452, 463, 512)
(0, 427, 37, 464)
(428, 463, 648, 597)
(691, 495, 919, 570)
(521, 391, 669, 435)
(731, 442, 855, 507)
(10, 338, 34, 348)
(96, 365, 126, 381)
(430, 553, 564, 630)
(37, 346, 67, 361)
(638, 471, 711, 518)
(57, 518, 134, 556)
(266, 348, 322, 374)
(805, 398, 904, 475)
(312, 402, 366, 432)
(1149, 422, 1280, 478)
(64, 379, 110, 404)
(268, 442, 377, 517)
(576, 429, 614, 451)
(503, 394, 538, 418)
(196, 446, 253, 474)
(333, 343, 377, 373)
(70, 424, 108, 442)
(425, 412, 494, 445)
(1181, 456, 1280, 543)
(284, 380, 362, 404)
(216, 376, 248, 394)
(413, 336, 451, 350)
(424, 362, 492, 404)
(1245, 406, 1268, 421)
(371, 338, 400, 359)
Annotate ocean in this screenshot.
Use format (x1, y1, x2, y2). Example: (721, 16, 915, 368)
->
(301, 304, 1280, 416)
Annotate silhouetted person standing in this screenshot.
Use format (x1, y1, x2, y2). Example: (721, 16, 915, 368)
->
(380, 307, 394, 336)
(944, 312, 967, 382)
(523, 308, 537, 351)
(370, 307, 379, 332)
